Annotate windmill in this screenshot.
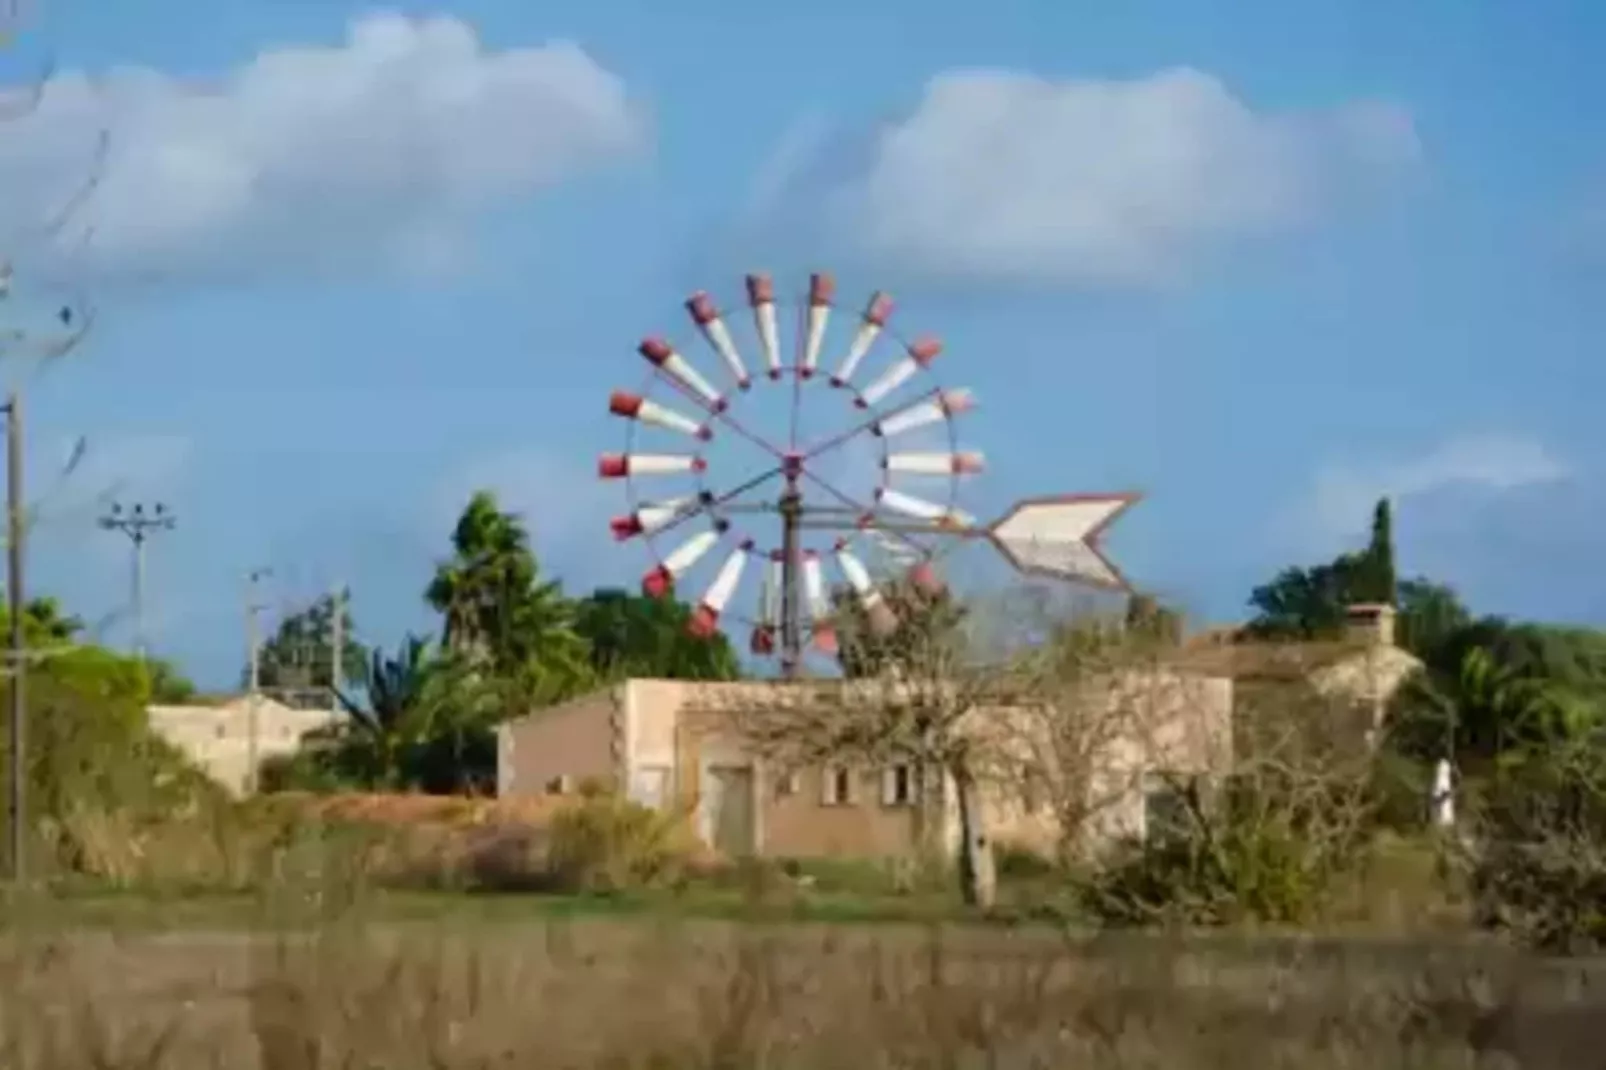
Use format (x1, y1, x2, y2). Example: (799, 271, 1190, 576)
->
(601, 271, 1140, 677)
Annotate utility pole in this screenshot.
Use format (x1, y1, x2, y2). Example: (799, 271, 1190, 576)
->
(97, 501, 176, 664)
(329, 583, 344, 705)
(245, 567, 271, 795)
(5, 391, 23, 884)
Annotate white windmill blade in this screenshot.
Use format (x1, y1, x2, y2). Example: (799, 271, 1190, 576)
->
(686, 291, 751, 390)
(874, 389, 975, 438)
(746, 273, 783, 379)
(830, 291, 893, 388)
(857, 337, 941, 408)
(638, 337, 725, 411)
(800, 272, 833, 378)
(608, 391, 711, 441)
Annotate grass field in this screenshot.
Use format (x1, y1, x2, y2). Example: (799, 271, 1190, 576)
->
(3, 890, 1604, 1069)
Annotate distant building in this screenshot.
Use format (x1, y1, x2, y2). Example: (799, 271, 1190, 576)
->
(146, 695, 342, 795)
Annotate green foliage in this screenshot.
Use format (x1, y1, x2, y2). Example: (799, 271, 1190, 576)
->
(543, 790, 695, 893)
(1124, 593, 1183, 646)
(834, 573, 967, 678)
(425, 491, 589, 695)
(247, 589, 367, 696)
(1356, 498, 1398, 605)
(573, 587, 740, 681)
(0, 642, 224, 874)
(1083, 771, 1373, 927)
(1463, 742, 1606, 953)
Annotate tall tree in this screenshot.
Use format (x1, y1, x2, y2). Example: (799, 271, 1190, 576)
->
(573, 587, 740, 681)
(1357, 498, 1398, 604)
(247, 589, 367, 695)
(425, 491, 589, 697)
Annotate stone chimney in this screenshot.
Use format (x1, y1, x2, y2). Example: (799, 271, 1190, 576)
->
(1345, 603, 1396, 648)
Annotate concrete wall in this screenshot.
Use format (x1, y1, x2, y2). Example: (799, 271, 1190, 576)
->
(496, 685, 625, 798)
(147, 697, 341, 795)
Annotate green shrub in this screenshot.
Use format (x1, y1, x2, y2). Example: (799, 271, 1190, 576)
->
(1463, 744, 1606, 953)
(542, 793, 694, 894)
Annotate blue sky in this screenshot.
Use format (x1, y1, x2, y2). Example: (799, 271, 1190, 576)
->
(1, 0, 1602, 686)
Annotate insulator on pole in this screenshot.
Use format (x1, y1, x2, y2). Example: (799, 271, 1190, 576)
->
(686, 292, 751, 390)
(883, 451, 984, 477)
(599, 453, 707, 479)
(642, 529, 720, 597)
(746, 273, 783, 380)
(874, 389, 974, 437)
(800, 272, 834, 379)
(831, 291, 893, 388)
(689, 544, 749, 638)
(639, 337, 725, 410)
(857, 337, 941, 409)
(873, 487, 973, 528)
(836, 545, 897, 635)
(608, 391, 711, 440)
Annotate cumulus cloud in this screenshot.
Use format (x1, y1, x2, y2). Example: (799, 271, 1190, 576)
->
(0, 12, 643, 278)
(749, 67, 1419, 286)
(1295, 432, 1570, 550)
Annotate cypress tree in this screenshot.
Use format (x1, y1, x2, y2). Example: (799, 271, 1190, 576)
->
(1365, 497, 1398, 605)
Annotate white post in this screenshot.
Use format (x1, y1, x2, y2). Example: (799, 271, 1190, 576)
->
(1430, 758, 1455, 829)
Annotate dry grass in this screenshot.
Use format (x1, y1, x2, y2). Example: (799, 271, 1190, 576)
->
(2, 904, 1604, 1068)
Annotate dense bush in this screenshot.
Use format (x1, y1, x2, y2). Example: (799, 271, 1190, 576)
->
(542, 788, 699, 894)
(1462, 743, 1606, 953)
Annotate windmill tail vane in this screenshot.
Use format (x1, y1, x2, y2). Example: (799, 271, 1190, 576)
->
(598, 269, 1140, 674)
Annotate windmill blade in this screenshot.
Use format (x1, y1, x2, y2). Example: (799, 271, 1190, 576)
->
(800, 272, 833, 378)
(610, 495, 703, 540)
(857, 337, 941, 408)
(638, 337, 725, 411)
(874, 389, 974, 438)
(835, 543, 897, 635)
(598, 452, 707, 478)
(746, 273, 783, 380)
(884, 450, 984, 477)
(873, 487, 972, 529)
(688, 544, 750, 638)
(750, 551, 782, 655)
(803, 550, 836, 654)
(608, 391, 711, 441)
(686, 292, 751, 389)
(642, 528, 721, 598)
(831, 291, 893, 388)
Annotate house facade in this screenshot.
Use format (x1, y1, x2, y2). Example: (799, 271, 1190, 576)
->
(497, 672, 1234, 861)
(147, 696, 342, 794)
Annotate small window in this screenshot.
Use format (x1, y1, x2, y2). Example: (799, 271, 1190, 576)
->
(546, 774, 573, 795)
(1142, 772, 1191, 843)
(774, 769, 801, 798)
(880, 765, 913, 807)
(821, 766, 855, 807)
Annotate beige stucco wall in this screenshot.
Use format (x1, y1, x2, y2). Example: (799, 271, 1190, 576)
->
(147, 697, 341, 795)
(499, 672, 1233, 862)
(496, 685, 625, 798)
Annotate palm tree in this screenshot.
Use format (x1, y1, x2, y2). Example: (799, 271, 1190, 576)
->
(425, 491, 589, 696)
(329, 634, 433, 786)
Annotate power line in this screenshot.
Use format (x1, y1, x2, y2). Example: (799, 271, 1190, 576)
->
(97, 501, 175, 664)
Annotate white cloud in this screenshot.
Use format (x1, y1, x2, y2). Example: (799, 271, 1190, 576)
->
(0, 12, 643, 278)
(753, 67, 1419, 286)
(1297, 432, 1570, 549)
